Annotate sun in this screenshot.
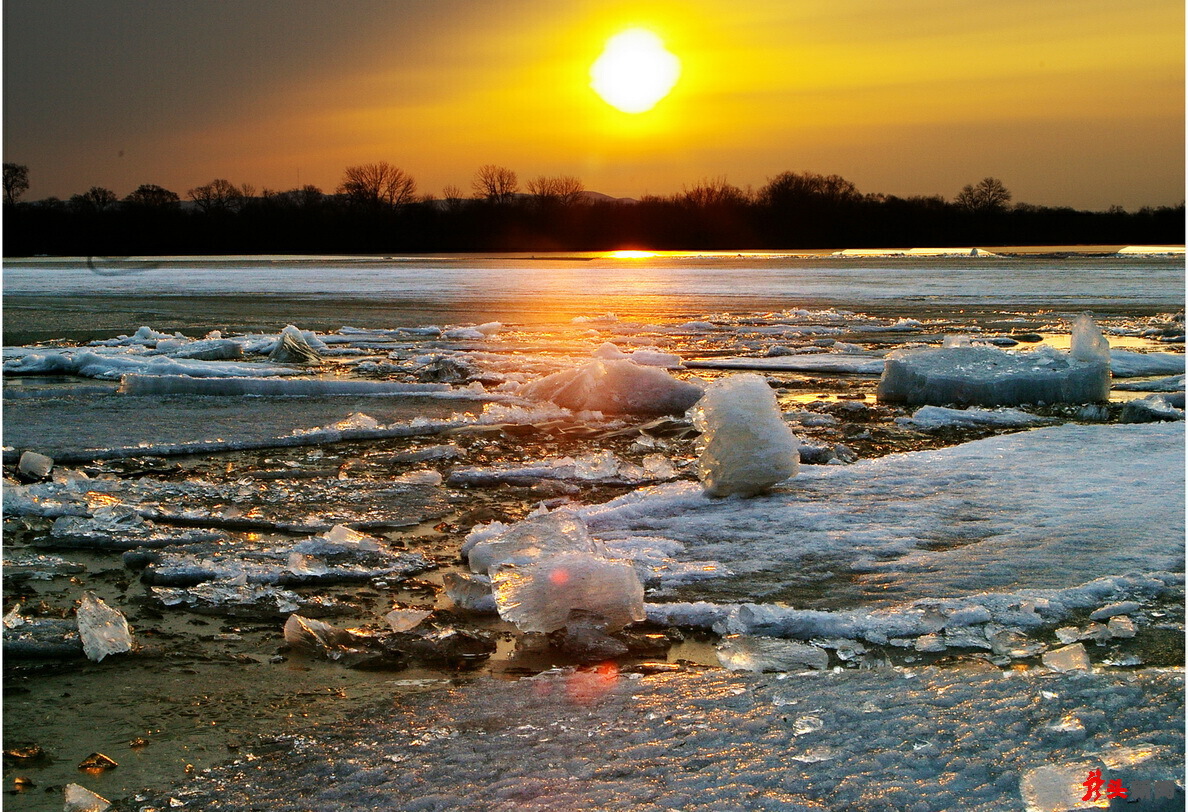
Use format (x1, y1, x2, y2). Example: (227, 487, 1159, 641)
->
(590, 29, 681, 114)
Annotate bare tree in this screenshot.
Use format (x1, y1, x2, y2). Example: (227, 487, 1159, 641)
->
(681, 176, 750, 208)
(187, 178, 245, 213)
(337, 162, 417, 208)
(69, 186, 119, 212)
(4, 163, 30, 205)
(527, 175, 585, 207)
(955, 177, 1012, 214)
(472, 165, 518, 204)
(123, 184, 180, 208)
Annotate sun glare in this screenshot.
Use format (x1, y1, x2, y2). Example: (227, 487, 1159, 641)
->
(591, 29, 681, 114)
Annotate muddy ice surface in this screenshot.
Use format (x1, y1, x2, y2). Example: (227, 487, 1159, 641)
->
(3, 307, 1184, 811)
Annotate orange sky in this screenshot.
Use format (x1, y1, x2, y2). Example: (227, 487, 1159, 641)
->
(4, 0, 1184, 210)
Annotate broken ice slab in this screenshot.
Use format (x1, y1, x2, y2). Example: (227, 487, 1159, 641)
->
(716, 635, 829, 672)
(293, 525, 382, 554)
(49, 511, 228, 550)
(1053, 623, 1109, 645)
(442, 571, 497, 613)
(17, 450, 53, 480)
(1107, 615, 1137, 638)
(877, 344, 1110, 406)
(1120, 393, 1185, 423)
(520, 359, 703, 416)
(1, 614, 83, 658)
(465, 509, 604, 575)
(550, 612, 631, 662)
(690, 374, 800, 497)
(136, 543, 431, 587)
(3, 551, 87, 582)
(269, 324, 323, 364)
(1041, 643, 1091, 672)
(76, 592, 133, 662)
(397, 626, 496, 666)
(64, 783, 111, 812)
(987, 627, 1045, 659)
(491, 552, 645, 634)
(150, 581, 344, 619)
(1090, 601, 1142, 621)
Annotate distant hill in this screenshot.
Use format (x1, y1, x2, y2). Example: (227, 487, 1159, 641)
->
(580, 190, 638, 205)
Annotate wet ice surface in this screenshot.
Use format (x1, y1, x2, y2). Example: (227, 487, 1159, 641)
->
(2, 258, 1184, 811)
(135, 666, 1184, 812)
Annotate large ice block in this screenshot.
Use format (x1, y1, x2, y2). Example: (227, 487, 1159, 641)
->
(491, 552, 645, 633)
(877, 345, 1110, 406)
(521, 359, 703, 416)
(690, 373, 800, 497)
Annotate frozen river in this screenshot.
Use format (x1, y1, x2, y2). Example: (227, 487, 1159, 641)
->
(3, 252, 1184, 344)
(2, 250, 1184, 812)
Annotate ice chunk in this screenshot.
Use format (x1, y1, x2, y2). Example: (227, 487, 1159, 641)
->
(1041, 642, 1091, 672)
(521, 359, 703, 416)
(152, 338, 243, 361)
(1107, 616, 1136, 638)
(297, 525, 382, 553)
(1070, 313, 1111, 362)
(385, 608, 433, 633)
(1090, 600, 1142, 620)
(283, 614, 355, 654)
(1120, 393, 1185, 423)
(715, 635, 829, 672)
(877, 345, 1110, 406)
(443, 572, 497, 612)
(490, 552, 645, 633)
(18, 450, 53, 479)
(76, 592, 133, 662)
(690, 374, 800, 497)
(465, 509, 602, 575)
(64, 783, 111, 812)
(391, 469, 444, 486)
(269, 325, 322, 364)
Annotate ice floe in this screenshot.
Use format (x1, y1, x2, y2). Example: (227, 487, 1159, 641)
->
(521, 359, 704, 415)
(895, 405, 1055, 430)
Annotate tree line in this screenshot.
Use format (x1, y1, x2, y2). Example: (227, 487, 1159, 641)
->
(3, 161, 1183, 256)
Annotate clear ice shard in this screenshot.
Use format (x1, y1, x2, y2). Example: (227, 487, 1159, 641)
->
(465, 509, 603, 575)
(64, 783, 111, 812)
(269, 324, 322, 364)
(520, 359, 703, 416)
(442, 572, 497, 613)
(385, 608, 433, 633)
(715, 634, 829, 672)
(1041, 643, 1091, 672)
(690, 373, 800, 497)
(877, 342, 1110, 406)
(18, 450, 53, 479)
(76, 592, 133, 663)
(490, 552, 645, 633)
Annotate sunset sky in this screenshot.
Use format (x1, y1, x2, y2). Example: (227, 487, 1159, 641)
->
(4, 0, 1184, 210)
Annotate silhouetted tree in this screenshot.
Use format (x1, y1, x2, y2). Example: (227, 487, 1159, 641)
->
(188, 179, 246, 213)
(527, 175, 585, 207)
(955, 177, 1012, 213)
(681, 176, 750, 208)
(124, 184, 180, 208)
(4, 163, 30, 205)
(472, 165, 518, 204)
(759, 171, 860, 208)
(337, 162, 417, 208)
(69, 186, 118, 212)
